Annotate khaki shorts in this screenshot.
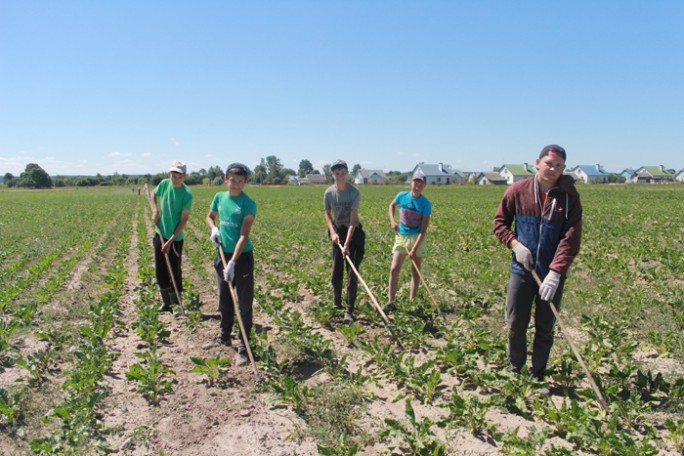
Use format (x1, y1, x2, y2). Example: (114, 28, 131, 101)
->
(392, 233, 428, 257)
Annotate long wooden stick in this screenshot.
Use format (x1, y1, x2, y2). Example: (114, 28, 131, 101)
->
(218, 248, 261, 381)
(335, 242, 403, 347)
(145, 186, 185, 315)
(409, 258, 440, 313)
(532, 270, 609, 412)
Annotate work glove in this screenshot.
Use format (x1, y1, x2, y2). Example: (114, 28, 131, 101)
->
(539, 270, 561, 302)
(512, 242, 534, 271)
(210, 227, 221, 247)
(223, 260, 236, 282)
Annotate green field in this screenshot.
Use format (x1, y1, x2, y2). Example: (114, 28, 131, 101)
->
(1, 184, 683, 455)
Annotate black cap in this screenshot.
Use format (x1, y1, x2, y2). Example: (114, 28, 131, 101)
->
(539, 145, 567, 161)
(331, 160, 348, 171)
(226, 163, 249, 177)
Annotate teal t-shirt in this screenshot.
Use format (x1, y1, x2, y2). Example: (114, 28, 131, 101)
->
(394, 191, 432, 236)
(155, 179, 193, 240)
(210, 191, 257, 253)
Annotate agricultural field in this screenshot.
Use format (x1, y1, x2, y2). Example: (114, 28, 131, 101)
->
(0, 183, 683, 455)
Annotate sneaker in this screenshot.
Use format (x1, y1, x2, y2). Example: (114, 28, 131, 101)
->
(202, 336, 230, 349)
(158, 303, 173, 313)
(343, 312, 354, 324)
(236, 352, 249, 366)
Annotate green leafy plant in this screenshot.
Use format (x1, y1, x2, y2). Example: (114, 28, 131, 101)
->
(126, 348, 175, 404)
(190, 352, 231, 386)
(0, 387, 23, 427)
(664, 418, 684, 453)
(380, 400, 446, 456)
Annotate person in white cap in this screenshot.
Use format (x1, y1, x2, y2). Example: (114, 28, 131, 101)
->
(385, 170, 432, 312)
(151, 160, 193, 313)
(324, 160, 365, 324)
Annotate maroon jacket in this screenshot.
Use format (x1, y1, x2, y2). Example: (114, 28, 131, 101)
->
(493, 175, 582, 278)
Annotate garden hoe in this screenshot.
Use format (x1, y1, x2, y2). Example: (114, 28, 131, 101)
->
(218, 248, 261, 382)
(410, 259, 440, 313)
(145, 186, 185, 315)
(336, 242, 403, 347)
(532, 270, 609, 413)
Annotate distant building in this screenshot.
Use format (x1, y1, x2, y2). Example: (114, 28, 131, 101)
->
(297, 174, 328, 185)
(620, 168, 636, 180)
(566, 164, 610, 184)
(353, 169, 387, 185)
(477, 172, 507, 186)
(675, 169, 684, 183)
(498, 163, 535, 184)
(412, 162, 463, 185)
(628, 166, 675, 184)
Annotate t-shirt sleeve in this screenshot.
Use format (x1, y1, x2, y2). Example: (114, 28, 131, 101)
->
(423, 198, 432, 216)
(183, 188, 193, 211)
(210, 193, 220, 212)
(323, 189, 332, 211)
(351, 188, 360, 211)
(246, 198, 257, 217)
(393, 192, 403, 204)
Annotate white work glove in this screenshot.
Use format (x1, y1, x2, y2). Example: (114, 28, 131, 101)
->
(539, 270, 561, 302)
(210, 227, 221, 247)
(223, 260, 236, 282)
(512, 242, 534, 271)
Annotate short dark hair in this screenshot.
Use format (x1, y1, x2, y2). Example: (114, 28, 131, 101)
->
(226, 163, 249, 177)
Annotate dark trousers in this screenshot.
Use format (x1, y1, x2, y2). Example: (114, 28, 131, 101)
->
(153, 235, 183, 292)
(214, 251, 254, 352)
(506, 272, 565, 377)
(331, 225, 365, 313)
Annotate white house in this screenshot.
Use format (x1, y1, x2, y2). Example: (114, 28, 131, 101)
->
(629, 166, 675, 184)
(675, 169, 684, 183)
(477, 172, 507, 186)
(412, 163, 463, 185)
(297, 174, 328, 185)
(498, 164, 535, 184)
(353, 169, 387, 185)
(566, 164, 610, 184)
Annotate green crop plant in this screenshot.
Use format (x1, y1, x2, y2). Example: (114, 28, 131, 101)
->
(380, 399, 446, 456)
(664, 418, 684, 453)
(16, 350, 52, 386)
(126, 348, 175, 405)
(318, 434, 361, 456)
(443, 390, 493, 437)
(0, 387, 24, 428)
(498, 426, 548, 456)
(268, 374, 311, 411)
(306, 300, 335, 328)
(304, 381, 365, 451)
(190, 352, 231, 387)
(337, 322, 366, 348)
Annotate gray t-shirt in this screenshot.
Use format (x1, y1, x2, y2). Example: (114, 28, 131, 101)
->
(324, 184, 360, 228)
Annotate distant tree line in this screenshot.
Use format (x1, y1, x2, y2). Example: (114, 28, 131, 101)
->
(2, 156, 414, 189)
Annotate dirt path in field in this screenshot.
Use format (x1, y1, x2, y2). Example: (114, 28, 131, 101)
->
(101, 206, 318, 455)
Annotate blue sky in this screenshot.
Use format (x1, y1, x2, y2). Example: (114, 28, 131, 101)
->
(1, 1, 682, 176)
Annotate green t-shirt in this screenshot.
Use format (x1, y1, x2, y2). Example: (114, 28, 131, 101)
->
(210, 191, 257, 253)
(154, 179, 193, 240)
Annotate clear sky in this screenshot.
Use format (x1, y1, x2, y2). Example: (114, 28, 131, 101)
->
(1, 1, 682, 177)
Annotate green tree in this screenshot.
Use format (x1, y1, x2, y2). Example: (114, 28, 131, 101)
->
(252, 160, 267, 184)
(3, 172, 16, 187)
(298, 159, 314, 177)
(351, 163, 361, 176)
(265, 155, 285, 183)
(18, 163, 52, 189)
